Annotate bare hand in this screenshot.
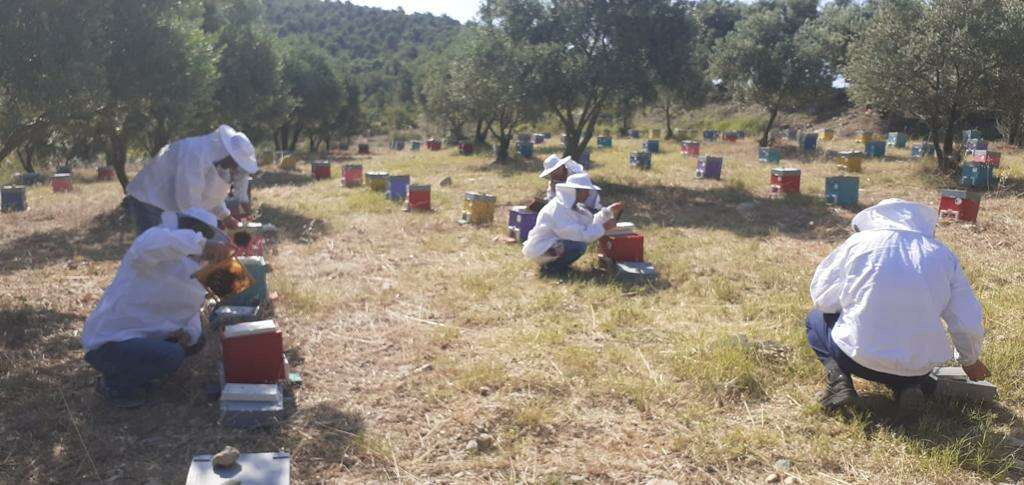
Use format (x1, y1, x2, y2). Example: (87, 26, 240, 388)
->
(608, 202, 625, 218)
(963, 360, 991, 381)
(202, 241, 234, 262)
(603, 219, 618, 231)
(169, 329, 190, 351)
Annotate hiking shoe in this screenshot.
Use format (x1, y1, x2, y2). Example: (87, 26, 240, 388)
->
(897, 386, 926, 418)
(94, 377, 146, 409)
(819, 358, 858, 410)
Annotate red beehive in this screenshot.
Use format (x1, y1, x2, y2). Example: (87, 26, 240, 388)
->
(722, 132, 738, 142)
(357, 143, 371, 155)
(311, 161, 331, 180)
(405, 184, 431, 211)
(51, 173, 72, 193)
(680, 141, 700, 157)
(221, 320, 285, 384)
(939, 189, 981, 223)
(971, 150, 1001, 167)
(598, 233, 644, 263)
(233, 231, 266, 257)
(97, 166, 115, 181)
(770, 167, 801, 195)
(458, 142, 475, 155)
(342, 163, 363, 187)
(427, 140, 442, 151)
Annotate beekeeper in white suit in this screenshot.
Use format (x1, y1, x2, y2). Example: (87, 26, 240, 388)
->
(529, 154, 602, 213)
(126, 125, 258, 234)
(807, 198, 988, 416)
(82, 207, 233, 408)
(523, 173, 623, 275)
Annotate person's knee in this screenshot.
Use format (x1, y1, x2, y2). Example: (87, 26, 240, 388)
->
(152, 343, 186, 376)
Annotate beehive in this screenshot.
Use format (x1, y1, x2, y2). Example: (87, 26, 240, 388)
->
(770, 167, 801, 195)
(51, 173, 72, 192)
(366, 172, 389, 192)
(458, 142, 475, 155)
(516, 141, 534, 158)
(311, 161, 331, 180)
(386, 175, 410, 202)
(825, 176, 859, 206)
(597, 136, 613, 148)
(758, 147, 780, 163)
(702, 130, 719, 141)
(864, 141, 886, 158)
(939, 189, 981, 223)
(971, 150, 1001, 167)
(405, 184, 431, 211)
(342, 164, 363, 187)
(629, 151, 652, 170)
(681, 141, 700, 157)
(696, 156, 723, 180)
(887, 132, 908, 148)
(97, 166, 115, 181)
(837, 151, 864, 173)
(820, 128, 835, 142)
(357, 143, 370, 155)
(799, 132, 818, 151)
(507, 206, 537, 243)
(960, 163, 997, 190)
(459, 192, 496, 225)
(643, 139, 660, 153)
(1, 185, 27, 212)
(855, 131, 874, 144)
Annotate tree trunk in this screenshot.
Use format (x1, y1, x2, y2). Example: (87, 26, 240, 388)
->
(664, 104, 674, 140)
(935, 108, 960, 173)
(495, 134, 512, 163)
(760, 107, 778, 148)
(0, 120, 51, 167)
(474, 119, 486, 145)
(107, 127, 130, 191)
(16, 146, 36, 173)
(288, 123, 303, 152)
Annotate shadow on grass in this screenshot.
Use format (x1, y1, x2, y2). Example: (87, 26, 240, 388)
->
(0, 305, 82, 350)
(0, 206, 132, 275)
(253, 170, 315, 188)
(469, 159, 540, 177)
(850, 395, 1024, 481)
(597, 181, 850, 241)
(257, 204, 328, 244)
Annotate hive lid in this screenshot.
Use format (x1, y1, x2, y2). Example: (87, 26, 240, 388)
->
(366, 171, 389, 177)
(343, 163, 363, 168)
(223, 319, 278, 339)
(408, 184, 430, 190)
(605, 222, 637, 236)
(826, 176, 859, 183)
(222, 383, 283, 403)
(214, 305, 260, 317)
(388, 174, 411, 181)
(479, 194, 497, 202)
(187, 451, 290, 485)
(2, 185, 26, 190)
(771, 167, 801, 175)
(839, 151, 864, 156)
(237, 256, 267, 267)
(699, 156, 723, 162)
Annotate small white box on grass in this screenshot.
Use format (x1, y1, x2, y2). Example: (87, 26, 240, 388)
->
(186, 451, 290, 484)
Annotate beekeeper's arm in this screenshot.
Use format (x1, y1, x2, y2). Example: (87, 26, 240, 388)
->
(173, 149, 229, 218)
(127, 227, 206, 272)
(942, 259, 985, 366)
(809, 242, 851, 314)
(550, 207, 615, 244)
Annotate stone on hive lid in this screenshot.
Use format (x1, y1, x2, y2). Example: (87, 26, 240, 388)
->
(186, 451, 290, 485)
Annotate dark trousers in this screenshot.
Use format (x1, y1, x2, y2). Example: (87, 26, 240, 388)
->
(805, 309, 930, 391)
(125, 196, 164, 235)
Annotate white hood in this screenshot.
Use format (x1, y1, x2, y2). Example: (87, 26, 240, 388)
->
(851, 198, 937, 235)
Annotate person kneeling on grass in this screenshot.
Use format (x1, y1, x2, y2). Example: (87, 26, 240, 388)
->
(81, 207, 234, 408)
(522, 173, 623, 275)
(808, 199, 988, 416)
(527, 154, 602, 213)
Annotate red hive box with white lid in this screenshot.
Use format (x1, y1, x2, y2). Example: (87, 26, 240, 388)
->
(597, 222, 657, 282)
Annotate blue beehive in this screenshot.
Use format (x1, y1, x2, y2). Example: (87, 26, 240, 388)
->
(799, 132, 818, 151)
(963, 129, 982, 141)
(887, 132, 908, 148)
(516, 141, 534, 157)
(628, 129, 641, 139)
(578, 149, 591, 169)
(965, 138, 988, 151)
(1, 185, 27, 212)
(696, 156, 723, 180)
(825, 176, 859, 206)
(865, 141, 886, 158)
(597, 136, 612, 148)
(410, 141, 422, 151)
(786, 128, 798, 141)
(703, 130, 719, 141)
(386, 175, 410, 201)
(629, 151, 651, 170)
(507, 206, 538, 243)
(911, 143, 935, 158)
(643, 139, 660, 153)
(960, 163, 997, 190)
(758, 147, 780, 163)
(390, 140, 405, 150)
(222, 256, 269, 307)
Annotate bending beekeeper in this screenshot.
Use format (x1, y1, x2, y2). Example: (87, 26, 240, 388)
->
(528, 154, 602, 212)
(126, 125, 258, 234)
(523, 173, 623, 275)
(807, 199, 988, 416)
(82, 208, 234, 408)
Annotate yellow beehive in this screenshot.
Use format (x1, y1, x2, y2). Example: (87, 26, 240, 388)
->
(837, 151, 864, 173)
(459, 192, 496, 225)
(366, 171, 389, 192)
(280, 155, 300, 171)
(855, 131, 876, 144)
(820, 129, 835, 142)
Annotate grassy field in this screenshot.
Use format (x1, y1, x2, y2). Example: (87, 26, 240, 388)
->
(3, 132, 1024, 484)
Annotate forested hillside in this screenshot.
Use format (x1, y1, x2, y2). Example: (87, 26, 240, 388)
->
(265, 0, 464, 125)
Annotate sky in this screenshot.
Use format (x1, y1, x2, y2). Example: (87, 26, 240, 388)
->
(347, 0, 480, 22)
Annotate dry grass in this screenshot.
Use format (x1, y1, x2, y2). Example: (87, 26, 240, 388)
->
(2, 134, 1024, 484)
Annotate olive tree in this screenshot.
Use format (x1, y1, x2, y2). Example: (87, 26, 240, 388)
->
(846, 0, 1013, 172)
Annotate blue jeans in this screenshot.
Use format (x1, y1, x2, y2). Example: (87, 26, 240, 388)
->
(126, 196, 164, 235)
(542, 240, 588, 274)
(805, 309, 929, 391)
(85, 338, 186, 397)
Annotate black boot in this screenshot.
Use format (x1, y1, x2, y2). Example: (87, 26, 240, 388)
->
(818, 358, 858, 410)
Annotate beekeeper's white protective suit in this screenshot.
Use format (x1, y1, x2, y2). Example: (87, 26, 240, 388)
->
(126, 125, 257, 220)
(810, 199, 984, 377)
(81, 209, 215, 351)
(523, 176, 614, 263)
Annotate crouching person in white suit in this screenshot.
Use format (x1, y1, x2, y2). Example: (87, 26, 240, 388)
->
(807, 199, 989, 416)
(81, 208, 234, 408)
(523, 173, 623, 276)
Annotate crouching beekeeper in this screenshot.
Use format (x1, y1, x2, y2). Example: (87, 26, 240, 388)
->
(81, 208, 233, 408)
(528, 154, 602, 213)
(807, 199, 988, 416)
(523, 173, 623, 275)
(125, 125, 258, 234)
